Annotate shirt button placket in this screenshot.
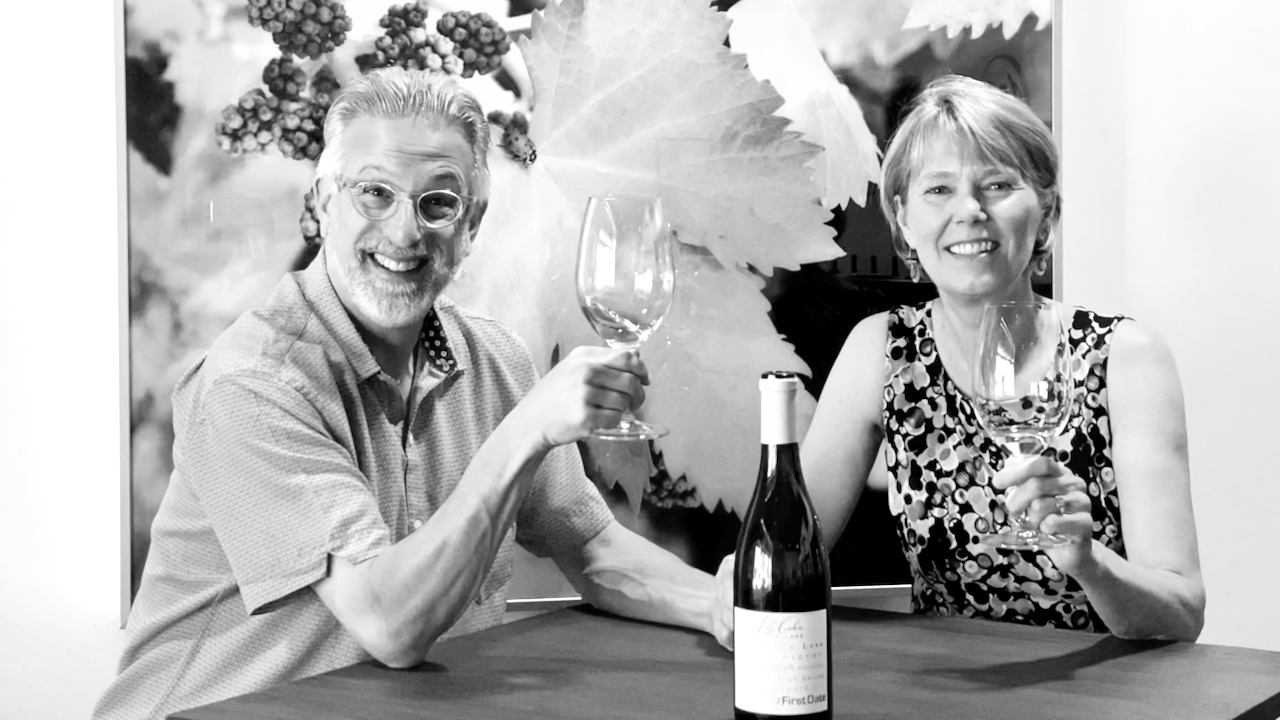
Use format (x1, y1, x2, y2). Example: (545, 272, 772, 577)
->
(405, 438, 423, 534)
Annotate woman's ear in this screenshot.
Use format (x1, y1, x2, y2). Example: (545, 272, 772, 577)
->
(894, 195, 915, 248)
(1034, 222, 1057, 256)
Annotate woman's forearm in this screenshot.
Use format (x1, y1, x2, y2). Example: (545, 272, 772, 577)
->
(1071, 540, 1205, 641)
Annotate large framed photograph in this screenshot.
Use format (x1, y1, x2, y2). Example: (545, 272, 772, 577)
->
(121, 0, 1056, 619)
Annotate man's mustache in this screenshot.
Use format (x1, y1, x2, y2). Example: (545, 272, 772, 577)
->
(355, 238, 448, 263)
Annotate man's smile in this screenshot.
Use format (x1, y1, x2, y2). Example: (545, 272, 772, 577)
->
(359, 247, 438, 284)
(367, 251, 428, 274)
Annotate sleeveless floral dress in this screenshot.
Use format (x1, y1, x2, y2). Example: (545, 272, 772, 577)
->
(882, 301, 1127, 631)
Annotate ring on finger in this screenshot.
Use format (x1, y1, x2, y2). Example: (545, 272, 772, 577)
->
(1054, 494, 1068, 516)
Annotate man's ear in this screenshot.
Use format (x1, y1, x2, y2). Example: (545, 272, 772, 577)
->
(465, 197, 488, 241)
(313, 176, 336, 241)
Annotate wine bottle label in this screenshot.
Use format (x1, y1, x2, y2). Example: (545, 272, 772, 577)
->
(733, 607, 829, 715)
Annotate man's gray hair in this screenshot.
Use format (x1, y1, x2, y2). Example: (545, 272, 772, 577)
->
(315, 67, 491, 204)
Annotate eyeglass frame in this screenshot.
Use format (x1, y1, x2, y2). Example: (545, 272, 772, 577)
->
(334, 176, 474, 229)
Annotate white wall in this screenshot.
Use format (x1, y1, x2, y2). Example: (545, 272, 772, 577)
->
(1061, 0, 1280, 651)
(4, 2, 1280, 718)
(0, 1, 127, 718)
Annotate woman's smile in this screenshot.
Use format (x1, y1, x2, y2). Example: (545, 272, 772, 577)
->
(944, 239, 1000, 257)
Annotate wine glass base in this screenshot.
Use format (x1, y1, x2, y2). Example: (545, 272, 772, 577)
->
(591, 420, 668, 441)
(977, 529, 1072, 551)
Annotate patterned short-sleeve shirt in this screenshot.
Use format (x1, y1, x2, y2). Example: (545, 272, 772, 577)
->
(882, 301, 1126, 632)
(93, 249, 615, 720)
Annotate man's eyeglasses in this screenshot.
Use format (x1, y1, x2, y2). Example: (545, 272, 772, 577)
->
(336, 177, 471, 229)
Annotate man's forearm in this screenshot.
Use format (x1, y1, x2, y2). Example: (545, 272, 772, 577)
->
(325, 414, 549, 667)
(1072, 541, 1205, 641)
(559, 522, 717, 635)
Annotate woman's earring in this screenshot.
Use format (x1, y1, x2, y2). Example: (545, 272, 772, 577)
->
(905, 249, 922, 284)
(1031, 224, 1054, 276)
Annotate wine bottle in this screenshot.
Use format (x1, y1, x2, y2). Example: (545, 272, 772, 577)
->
(734, 371, 832, 720)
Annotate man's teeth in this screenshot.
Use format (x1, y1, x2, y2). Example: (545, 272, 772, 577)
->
(948, 241, 996, 256)
(371, 253, 425, 272)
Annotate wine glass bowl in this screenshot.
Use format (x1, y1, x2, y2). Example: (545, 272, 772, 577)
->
(971, 300, 1073, 550)
(576, 195, 675, 440)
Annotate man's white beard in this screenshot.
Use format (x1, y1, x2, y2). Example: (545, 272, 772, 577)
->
(344, 253, 456, 327)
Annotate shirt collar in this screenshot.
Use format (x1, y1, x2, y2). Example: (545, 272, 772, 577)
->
(429, 294, 473, 375)
(418, 304, 457, 376)
(297, 247, 471, 382)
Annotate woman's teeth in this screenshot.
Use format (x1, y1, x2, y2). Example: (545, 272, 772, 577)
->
(371, 253, 425, 273)
(948, 241, 996, 256)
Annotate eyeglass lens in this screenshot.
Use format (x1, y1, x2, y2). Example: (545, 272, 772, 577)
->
(417, 192, 462, 225)
(351, 183, 463, 227)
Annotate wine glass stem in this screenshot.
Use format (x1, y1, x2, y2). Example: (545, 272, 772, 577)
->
(1002, 444, 1043, 535)
(612, 345, 644, 427)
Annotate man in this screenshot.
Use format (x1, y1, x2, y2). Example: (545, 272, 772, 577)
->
(95, 67, 732, 720)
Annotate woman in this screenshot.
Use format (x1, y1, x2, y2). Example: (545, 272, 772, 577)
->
(744, 74, 1204, 642)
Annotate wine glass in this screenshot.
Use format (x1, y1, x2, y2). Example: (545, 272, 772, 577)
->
(971, 300, 1073, 550)
(576, 195, 675, 440)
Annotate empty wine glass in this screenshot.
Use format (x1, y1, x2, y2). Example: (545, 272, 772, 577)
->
(576, 195, 675, 440)
(972, 300, 1073, 550)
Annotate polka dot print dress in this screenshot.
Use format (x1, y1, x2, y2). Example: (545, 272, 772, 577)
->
(881, 301, 1127, 632)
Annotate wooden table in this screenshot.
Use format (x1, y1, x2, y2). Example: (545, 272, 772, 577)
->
(173, 604, 1280, 720)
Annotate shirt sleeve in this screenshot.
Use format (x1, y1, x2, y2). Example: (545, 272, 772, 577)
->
(468, 314, 615, 558)
(183, 370, 392, 615)
(515, 438, 616, 558)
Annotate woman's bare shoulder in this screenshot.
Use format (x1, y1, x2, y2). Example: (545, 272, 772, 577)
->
(823, 310, 893, 410)
(842, 310, 892, 356)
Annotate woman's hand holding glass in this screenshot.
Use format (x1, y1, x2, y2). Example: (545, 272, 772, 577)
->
(972, 300, 1074, 550)
(993, 455, 1097, 575)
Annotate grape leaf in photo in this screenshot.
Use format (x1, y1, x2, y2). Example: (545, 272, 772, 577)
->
(903, 0, 1051, 40)
(728, 0, 881, 210)
(519, 0, 839, 274)
(449, 0, 836, 514)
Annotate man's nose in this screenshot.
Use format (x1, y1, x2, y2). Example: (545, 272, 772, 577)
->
(385, 198, 422, 247)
